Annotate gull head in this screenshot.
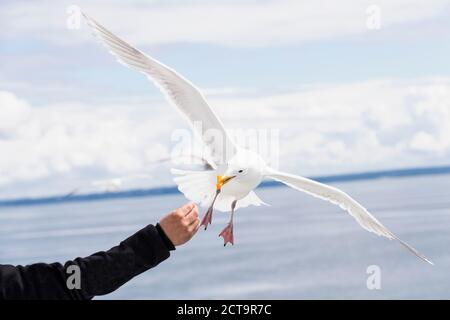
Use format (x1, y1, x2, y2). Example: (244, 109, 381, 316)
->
(216, 149, 266, 193)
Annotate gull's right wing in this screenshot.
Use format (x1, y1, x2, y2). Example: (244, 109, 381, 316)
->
(83, 13, 237, 167)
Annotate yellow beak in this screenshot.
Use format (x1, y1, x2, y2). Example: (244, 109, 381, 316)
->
(216, 175, 235, 190)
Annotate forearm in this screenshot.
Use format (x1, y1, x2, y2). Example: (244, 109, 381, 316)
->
(0, 224, 173, 300)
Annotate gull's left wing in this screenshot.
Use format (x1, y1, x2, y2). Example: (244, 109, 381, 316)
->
(83, 13, 237, 167)
(266, 169, 433, 265)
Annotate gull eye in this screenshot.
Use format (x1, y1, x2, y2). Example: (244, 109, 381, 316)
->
(238, 170, 244, 173)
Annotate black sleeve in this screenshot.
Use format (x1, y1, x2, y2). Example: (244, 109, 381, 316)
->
(0, 224, 174, 300)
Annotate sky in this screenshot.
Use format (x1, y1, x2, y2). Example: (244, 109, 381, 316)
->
(0, 0, 450, 199)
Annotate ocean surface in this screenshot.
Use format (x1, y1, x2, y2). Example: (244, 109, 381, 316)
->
(1, 174, 449, 299)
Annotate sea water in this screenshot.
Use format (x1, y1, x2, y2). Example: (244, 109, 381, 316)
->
(0, 174, 449, 299)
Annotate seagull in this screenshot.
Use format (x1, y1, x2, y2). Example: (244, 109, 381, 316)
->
(83, 13, 433, 264)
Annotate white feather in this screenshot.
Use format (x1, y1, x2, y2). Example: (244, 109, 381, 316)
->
(82, 13, 236, 167)
(267, 169, 433, 265)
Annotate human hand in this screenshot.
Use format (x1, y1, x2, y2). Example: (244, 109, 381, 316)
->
(159, 202, 200, 246)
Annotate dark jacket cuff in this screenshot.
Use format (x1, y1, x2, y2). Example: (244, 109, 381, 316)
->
(156, 223, 176, 251)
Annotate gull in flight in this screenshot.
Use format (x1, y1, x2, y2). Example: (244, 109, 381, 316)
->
(83, 13, 432, 264)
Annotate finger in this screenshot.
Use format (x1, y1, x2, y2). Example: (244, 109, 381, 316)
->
(185, 208, 199, 225)
(188, 218, 200, 233)
(179, 201, 195, 216)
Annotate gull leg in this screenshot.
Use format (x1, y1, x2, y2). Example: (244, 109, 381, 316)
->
(219, 200, 237, 246)
(201, 189, 220, 230)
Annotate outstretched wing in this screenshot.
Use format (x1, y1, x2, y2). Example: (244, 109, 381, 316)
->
(83, 13, 237, 167)
(266, 169, 433, 265)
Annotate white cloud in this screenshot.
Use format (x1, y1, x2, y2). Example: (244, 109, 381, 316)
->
(1, 77, 450, 198)
(0, 91, 179, 196)
(410, 131, 443, 152)
(1, 0, 449, 46)
(209, 77, 450, 174)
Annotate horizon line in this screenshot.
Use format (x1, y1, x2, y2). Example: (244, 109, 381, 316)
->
(1, 164, 449, 207)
